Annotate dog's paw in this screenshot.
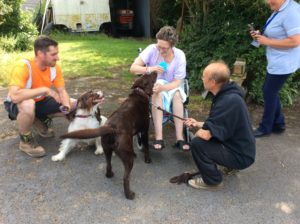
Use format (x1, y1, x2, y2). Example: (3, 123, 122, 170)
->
(51, 153, 65, 162)
(125, 191, 135, 200)
(106, 171, 114, 178)
(95, 147, 104, 155)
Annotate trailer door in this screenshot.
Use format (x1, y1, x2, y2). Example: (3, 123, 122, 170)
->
(79, 0, 111, 31)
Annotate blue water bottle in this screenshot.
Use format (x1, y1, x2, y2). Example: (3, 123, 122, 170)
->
(159, 61, 167, 72)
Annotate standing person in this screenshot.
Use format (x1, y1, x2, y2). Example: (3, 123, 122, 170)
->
(250, 0, 300, 137)
(184, 61, 256, 190)
(130, 26, 189, 151)
(5, 35, 73, 158)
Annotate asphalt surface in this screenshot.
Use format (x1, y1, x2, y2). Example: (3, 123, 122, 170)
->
(0, 77, 299, 224)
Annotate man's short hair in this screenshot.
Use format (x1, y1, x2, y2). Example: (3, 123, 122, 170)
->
(206, 60, 230, 85)
(156, 26, 178, 47)
(34, 35, 58, 55)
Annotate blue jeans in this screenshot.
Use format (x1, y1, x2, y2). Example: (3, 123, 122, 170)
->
(258, 73, 291, 133)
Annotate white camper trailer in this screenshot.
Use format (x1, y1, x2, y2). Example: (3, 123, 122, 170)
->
(45, 0, 111, 32)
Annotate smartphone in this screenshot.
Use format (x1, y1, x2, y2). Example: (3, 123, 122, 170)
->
(248, 23, 260, 48)
(248, 23, 255, 32)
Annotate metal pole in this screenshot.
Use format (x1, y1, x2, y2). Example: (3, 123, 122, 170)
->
(41, 0, 51, 34)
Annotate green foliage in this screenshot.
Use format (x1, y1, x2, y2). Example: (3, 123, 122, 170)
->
(280, 75, 300, 105)
(177, 0, 300, 105)
(0, 0, 23, 34)
(156, 0, 182, 30)
(0, 35, 17, 52)
(0, 0, 13, 25)
(150, 0, 182, 35)
(15, 11, 38, 50)
(0, 0, 38, 51)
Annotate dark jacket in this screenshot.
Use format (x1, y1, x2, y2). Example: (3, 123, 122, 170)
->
(203, 82, 256, 165)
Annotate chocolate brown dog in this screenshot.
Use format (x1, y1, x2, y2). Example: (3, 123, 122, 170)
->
(61, 72, 157, 199)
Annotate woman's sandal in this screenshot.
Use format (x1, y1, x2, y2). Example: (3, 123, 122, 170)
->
(173, 140, 190, 151)
(153, 139, 165, 151)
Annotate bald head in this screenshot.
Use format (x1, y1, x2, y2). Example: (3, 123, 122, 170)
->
(203, 61, 230, 85)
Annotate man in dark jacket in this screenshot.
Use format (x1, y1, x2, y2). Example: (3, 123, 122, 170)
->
(184, 61, 256, 190)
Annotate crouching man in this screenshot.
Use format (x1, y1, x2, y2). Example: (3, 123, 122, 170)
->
(184, 61, 256, 190)
(5, 36, 73, 158)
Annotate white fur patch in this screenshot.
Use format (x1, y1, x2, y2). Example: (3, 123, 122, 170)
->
(52, 104, 107, 162)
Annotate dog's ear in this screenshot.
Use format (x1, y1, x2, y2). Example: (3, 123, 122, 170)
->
(131, 75, 144, 89)
(65, 108, 76, 121)
(77, 93, 90, 109)
(95, 106, 102, 123)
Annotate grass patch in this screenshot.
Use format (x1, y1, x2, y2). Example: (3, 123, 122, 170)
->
(188, 91, 212, 114)
(0, 33, 152, 86)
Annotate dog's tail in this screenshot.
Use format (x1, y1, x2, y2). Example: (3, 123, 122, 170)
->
(60, 126, 115, 139)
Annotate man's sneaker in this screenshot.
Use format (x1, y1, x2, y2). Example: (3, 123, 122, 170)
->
(218, 165, 239, 176)
(33, 118, 54, 138)
(188, 177, 224, 190)
(19, 133, 46, 158)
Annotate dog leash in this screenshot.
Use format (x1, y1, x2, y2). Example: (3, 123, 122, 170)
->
(59, 101, 78, 115)
(150, 102, 199, 133)
(133, 87, 186, 121)
(150, 102, 186, 121)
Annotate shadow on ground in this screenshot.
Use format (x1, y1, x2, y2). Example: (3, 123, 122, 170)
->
(0, 77, 299, 224)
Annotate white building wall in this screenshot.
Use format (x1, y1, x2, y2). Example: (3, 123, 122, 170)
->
(22, 0, 40, 11)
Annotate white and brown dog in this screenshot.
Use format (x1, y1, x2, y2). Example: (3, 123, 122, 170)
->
(52, 91, 107, 161)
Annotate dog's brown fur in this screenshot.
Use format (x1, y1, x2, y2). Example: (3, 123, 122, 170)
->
(61, 72, 157, 199)
(66, 90, 103, 122)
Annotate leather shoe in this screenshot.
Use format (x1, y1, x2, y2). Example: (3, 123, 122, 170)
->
(272, 125, 286, 134)
(253, 129, 269, 138)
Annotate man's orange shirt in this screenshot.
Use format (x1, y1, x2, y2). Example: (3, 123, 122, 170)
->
(9, 59, 65, 101)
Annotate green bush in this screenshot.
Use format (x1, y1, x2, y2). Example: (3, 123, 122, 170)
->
(150, 0, 182, 35)
(0, 1, 38, 52)
(0, 0, 13, 25)
(15, 11, 38, 50)
(0, 35, 17, 52)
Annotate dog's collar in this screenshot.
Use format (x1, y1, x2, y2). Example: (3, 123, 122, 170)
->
(75, 114, 92, 118)
(134, 87, 150, 101)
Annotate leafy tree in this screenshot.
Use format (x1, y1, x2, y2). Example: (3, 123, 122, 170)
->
(0, 0, 12, 25)
(0, 0, 38, 51)
(0, 0, 23, 34)
(150, 0, 182, 35)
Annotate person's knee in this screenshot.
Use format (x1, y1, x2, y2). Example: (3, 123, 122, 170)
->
(173, 91, 182, 103)
(18, 99, 35, 115)
(190, 137, 207, 152)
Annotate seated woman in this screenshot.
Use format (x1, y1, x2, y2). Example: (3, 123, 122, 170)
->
(130, 26, 189, 151)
